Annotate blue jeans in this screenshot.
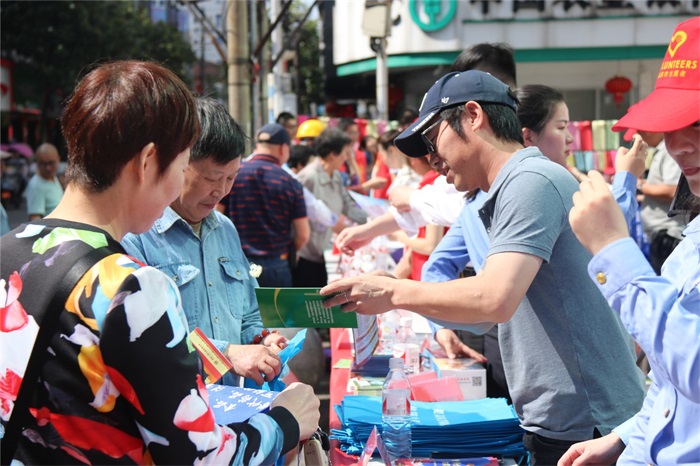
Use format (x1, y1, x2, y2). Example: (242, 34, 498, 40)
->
(247, 255, 292, 288)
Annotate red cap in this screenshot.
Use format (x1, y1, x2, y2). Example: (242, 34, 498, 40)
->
(612, 17, 700, 134)
(622, 128, 637, 142)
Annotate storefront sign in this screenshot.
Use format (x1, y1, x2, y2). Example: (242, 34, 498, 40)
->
(408, 0, 457, 32)
(408, 0, 699, 28)
(0, 59, 13, 112)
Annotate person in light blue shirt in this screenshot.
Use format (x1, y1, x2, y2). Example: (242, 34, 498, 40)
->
(122, 97, 286, 387)
(560, 16, 700, 466)
(0, 204, 9, 235)
(25, 143, 63, 220)
(323, 71, 646, 465)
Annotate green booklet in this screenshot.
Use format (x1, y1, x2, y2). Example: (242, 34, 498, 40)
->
(254, 287, 358, 328)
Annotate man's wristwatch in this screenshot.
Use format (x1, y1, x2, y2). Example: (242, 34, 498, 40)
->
(636, 179, 646, 195)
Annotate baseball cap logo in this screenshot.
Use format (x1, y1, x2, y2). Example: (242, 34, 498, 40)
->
(441, 97, 450, 104)
(668, 30, 687, 57)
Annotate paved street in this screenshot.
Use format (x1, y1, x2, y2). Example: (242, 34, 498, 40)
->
(5, 199, 27, 231)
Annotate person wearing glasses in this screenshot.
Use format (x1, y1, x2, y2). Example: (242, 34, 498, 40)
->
(26, 142, 63, 220)
(322, 70, 646, 465)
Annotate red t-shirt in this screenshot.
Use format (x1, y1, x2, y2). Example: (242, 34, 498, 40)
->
(371, 157, 392, 199)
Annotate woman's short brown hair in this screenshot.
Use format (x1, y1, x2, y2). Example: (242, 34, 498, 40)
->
(61, 61, 200, 192)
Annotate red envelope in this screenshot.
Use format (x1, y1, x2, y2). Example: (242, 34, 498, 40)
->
(410, 376, 464, 402)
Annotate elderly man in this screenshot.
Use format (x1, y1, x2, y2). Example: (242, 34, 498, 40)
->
(26, 143, 63, 220)
(322, 70, 645, 464)
(122, 98, 286, 386)
(220, 123, 309, 287)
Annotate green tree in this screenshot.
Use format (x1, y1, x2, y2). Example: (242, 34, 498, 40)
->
(1, 1, 195, 140)
(284, 1, 323, 115)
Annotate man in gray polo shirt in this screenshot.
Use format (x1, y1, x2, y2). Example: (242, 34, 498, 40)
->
(321, 71, 645, 465)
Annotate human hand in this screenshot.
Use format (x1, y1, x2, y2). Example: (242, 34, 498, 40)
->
(434, 329, 487, 363)
(615, 134, 647, 179)
(335, 224, 373, 256)
(320, 271, 399, 315)
(272, 382, 321, 441)
(567, 165, 588, 182)
(569, 171, 630, 256)
(263, 331, 287, 353)
(386, 230, 409, 244)
(388, 186, 416, 213)
(392, 249, 412, 279)
(557, 433, 625, 466)
(225, 344, 282, 386)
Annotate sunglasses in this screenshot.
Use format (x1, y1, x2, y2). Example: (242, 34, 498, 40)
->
(420, 117, 443, 156)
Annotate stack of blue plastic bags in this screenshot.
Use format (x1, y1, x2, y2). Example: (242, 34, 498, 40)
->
(331, 396, 527, 463)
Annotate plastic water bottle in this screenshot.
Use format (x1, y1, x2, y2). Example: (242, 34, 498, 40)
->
(379, 310, 401, 353)
(397, 316, 419, 345)
(375, 235, 392, 273)
(382, 357, 412, 461)
(393, 316, 421, 374)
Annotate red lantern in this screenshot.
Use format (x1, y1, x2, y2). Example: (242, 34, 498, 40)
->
(388, 85, 404, 111)
(605, 75, 632, 107)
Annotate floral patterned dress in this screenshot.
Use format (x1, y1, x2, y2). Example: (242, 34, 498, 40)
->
(0, 219, 298, 465)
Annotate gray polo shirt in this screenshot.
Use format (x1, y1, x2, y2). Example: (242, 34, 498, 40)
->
(479, 147, 645, 441)
(641, 142, 685, 240)
(297, 159, 367, 262)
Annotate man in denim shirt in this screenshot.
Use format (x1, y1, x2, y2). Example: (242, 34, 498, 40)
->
(122, 97, 286, 386)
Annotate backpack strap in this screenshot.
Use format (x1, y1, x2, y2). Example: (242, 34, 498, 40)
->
(1, 246, 117, 465)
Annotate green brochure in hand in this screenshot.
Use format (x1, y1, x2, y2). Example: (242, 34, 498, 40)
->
(255, 287, 358, 328)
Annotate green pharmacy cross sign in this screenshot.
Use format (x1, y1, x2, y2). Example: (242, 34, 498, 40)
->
(409, 0, 458, 32)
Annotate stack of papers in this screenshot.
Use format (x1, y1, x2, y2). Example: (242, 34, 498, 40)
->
(351, 353, 392, 377)
(331, 396, 526, 461)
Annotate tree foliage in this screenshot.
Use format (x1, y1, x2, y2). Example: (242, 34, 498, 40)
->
(283, 0, 324, 115)
(1, 1, 195, 137)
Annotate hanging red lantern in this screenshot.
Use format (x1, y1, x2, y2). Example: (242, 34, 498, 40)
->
(388, 85, 404, 111)
(605, 75, 633, 107)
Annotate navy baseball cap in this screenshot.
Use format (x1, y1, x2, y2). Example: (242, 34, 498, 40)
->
(257, 123, 292, 146)
(395, 70, 518, 157)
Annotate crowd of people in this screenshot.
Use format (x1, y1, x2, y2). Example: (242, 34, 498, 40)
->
(1, 15, 697, 466)
(323, 17, 699, 466)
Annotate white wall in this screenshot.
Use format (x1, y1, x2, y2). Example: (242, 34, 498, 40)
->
(332, 1, 695, 65)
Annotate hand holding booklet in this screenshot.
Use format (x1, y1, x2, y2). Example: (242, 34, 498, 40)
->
(255, 287, 379, 367)
(255, 287, 358, 328)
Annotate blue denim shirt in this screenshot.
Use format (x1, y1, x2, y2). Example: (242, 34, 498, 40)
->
(122, 207, 264, 354)
(589, 217, 700, 465)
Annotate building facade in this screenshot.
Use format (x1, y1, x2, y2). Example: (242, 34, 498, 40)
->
(324, 0, 699, 121)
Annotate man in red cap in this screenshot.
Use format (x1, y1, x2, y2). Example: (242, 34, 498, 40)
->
(628, 128, 686, 274)
(560, 16, 700, 466)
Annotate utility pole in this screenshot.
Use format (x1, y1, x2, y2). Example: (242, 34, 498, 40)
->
(270, 0, 284, 122)
(199, 19, 205, 94)
(362, 0, 392, 121)
(375, 37, 388, 121)
(227, 0, 251, 137)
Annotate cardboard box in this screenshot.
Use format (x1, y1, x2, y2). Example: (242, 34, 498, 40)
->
(430, 357, 486, 400)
